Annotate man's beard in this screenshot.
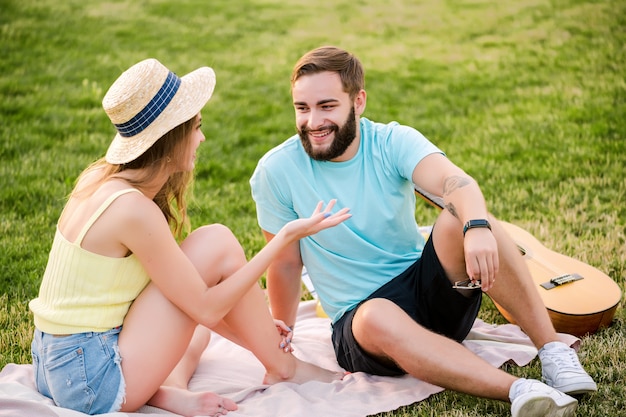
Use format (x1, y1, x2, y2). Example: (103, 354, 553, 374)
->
(298, 107, 357, 161)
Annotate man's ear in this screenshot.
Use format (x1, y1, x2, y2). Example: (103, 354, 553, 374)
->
(354, 89, 367, 116)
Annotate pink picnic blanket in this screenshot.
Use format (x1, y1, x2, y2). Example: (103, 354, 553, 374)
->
(0, 300, 578, 417)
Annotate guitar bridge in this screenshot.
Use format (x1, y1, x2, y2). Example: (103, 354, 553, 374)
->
(540, 273, 583, 290)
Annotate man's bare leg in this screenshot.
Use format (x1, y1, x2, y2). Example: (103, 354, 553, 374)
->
(353, 299, 515, 399)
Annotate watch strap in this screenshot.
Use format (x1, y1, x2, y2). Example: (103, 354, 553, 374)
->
(463, 219, 491, 236)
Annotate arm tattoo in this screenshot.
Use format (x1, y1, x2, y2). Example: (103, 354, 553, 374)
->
(443, 176, 471, 219)
(445, 202, 459, 219)
(443, 176, 471, 196)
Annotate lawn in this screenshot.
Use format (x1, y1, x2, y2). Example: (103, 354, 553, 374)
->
(1, 0, 624, 415)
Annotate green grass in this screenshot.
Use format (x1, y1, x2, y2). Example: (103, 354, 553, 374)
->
(1, 0, 624, 415)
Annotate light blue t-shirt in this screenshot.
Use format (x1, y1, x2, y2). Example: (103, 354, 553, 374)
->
(250, 117, 443, 323)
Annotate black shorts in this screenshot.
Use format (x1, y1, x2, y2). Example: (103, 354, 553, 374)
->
(331, 236, 482, 376)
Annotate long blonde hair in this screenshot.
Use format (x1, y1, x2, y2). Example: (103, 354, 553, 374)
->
(72, 116, 196, 239)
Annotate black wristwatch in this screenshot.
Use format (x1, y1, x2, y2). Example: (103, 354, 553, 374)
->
(462, 219, 491, 236)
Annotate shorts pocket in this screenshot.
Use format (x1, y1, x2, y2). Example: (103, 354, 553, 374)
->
(31, 333, 51, 399)
(31, 348, 45, 397)
(44, 345, 95, 413)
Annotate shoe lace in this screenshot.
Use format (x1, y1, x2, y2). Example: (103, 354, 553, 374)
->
(547, 348, 581, 372)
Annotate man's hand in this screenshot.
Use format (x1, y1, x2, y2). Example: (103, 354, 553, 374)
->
(463, 228, 499, 291)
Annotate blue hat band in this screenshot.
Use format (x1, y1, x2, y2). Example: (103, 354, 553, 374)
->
(114, 71, 181, 137)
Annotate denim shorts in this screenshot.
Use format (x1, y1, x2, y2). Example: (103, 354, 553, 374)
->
(331, 236, 482, 376)
(31, 326, 125, 415)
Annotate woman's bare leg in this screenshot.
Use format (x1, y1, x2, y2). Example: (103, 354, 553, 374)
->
(118, 224, 339, 416)
(162, 326, 212, 389)
(148, 326, 238, 415)
(118, 282, 237, 416)
(182, 225, 343, 384)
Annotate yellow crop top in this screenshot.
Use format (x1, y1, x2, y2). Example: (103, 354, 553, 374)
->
(29, 188, 151, 334)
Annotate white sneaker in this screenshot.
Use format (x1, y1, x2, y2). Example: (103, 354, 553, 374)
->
(510, 379, 578, 417)
(539, 341, 597, 395)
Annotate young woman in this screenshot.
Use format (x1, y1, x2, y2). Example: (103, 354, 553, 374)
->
(29, 58, 350, 417)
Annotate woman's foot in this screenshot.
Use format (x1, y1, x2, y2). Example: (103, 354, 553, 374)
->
(263, 357, 344, 385)
(147, 386, 238, 416)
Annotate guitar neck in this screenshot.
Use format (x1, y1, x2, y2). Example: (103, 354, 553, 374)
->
(415, 186, 445, 211)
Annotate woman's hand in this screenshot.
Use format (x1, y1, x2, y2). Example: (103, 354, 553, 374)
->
(281, 200, 351, 241)
(274, 319, 294, 352)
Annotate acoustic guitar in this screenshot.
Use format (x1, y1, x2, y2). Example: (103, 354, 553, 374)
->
(414, 187, 622, 337)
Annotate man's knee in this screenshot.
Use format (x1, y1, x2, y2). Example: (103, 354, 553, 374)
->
(353, 298, 407, 337)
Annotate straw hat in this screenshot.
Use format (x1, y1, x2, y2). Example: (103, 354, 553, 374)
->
(103, 58, 216, 164)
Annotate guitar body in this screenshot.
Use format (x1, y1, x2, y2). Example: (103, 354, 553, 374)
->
(496, 221, 622, 337)
(414, 187, 622, 337)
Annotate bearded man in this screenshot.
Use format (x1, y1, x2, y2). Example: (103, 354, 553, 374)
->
(250, 45, 596, 417)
